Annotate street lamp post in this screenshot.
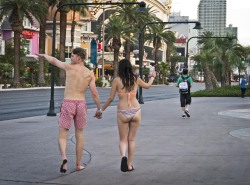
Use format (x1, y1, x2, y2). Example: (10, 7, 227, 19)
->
(47, 1, 146, 116)
(102, 8, 106, 82)
(138, 21, 202, 104)
(185, 36, 237, 68)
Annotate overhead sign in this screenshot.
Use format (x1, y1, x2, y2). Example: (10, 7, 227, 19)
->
(176, 37, 187, 43)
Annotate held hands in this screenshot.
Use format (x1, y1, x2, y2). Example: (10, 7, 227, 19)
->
(94, 109, 103, 119)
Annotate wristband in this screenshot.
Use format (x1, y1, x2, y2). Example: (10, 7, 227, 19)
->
(98, 109, 103, 114)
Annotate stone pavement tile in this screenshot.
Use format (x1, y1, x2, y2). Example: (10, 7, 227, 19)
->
(1, 97, 250, 185)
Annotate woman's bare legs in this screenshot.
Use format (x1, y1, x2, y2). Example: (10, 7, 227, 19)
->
(117, 110, 141, 171)
(75, 128, 85, 171)
(117, 116, 129, 157)
(127, 110, 141, 170)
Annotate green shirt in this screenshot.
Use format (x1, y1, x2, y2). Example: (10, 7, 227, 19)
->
(177, 75, 193, 85)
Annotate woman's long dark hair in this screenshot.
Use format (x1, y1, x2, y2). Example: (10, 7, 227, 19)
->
(118, 59, 137, 92)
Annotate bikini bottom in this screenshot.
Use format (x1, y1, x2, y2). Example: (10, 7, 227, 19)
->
(117, 107, 141, 123)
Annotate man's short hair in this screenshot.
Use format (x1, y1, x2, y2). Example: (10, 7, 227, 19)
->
(182, 68, 188, 75)
(72, 47, 86, 60)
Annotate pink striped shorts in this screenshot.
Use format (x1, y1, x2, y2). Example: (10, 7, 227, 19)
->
(59, 99, 87, 129)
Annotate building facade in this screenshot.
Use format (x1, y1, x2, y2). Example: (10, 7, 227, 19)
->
(168, 12, 198, 69)
(0, 0, 172, 79)
(198, 0, 227, 36)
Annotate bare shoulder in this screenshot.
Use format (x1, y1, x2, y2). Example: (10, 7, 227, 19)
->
(112, 77, 120, 84)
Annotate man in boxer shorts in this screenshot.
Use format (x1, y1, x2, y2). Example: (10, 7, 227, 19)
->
(37, 48, 102, 173)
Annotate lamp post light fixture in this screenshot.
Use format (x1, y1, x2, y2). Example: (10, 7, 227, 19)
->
(138, 21, 202, 104)
(185, 36, 237, 68)
(47, 1, 147, 116)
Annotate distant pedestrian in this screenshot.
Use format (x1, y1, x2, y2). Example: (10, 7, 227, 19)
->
(36, 48, 102, 173)
(176, 68, 193, 118)
(240, 76, 248, 98)
(96, 59, 156, 172)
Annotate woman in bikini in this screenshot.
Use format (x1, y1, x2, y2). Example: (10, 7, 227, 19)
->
(99, 59, 156, 172)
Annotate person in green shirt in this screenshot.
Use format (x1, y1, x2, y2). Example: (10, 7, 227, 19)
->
(176, 68, 193, 118)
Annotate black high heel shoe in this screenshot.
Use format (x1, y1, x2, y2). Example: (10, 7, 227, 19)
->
(60, 159, 67, 173)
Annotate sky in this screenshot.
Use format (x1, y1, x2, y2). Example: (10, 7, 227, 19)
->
(171, 0, 250, 46)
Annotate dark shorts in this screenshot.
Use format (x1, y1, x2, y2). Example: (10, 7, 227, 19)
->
(59, 99, 87, 129)
(180, 93, 191, 107)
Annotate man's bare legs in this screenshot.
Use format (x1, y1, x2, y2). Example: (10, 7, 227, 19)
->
(75, 128, 85, 171)
(58, 127, 69, 171)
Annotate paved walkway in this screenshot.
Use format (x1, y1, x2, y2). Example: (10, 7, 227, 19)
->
(0, 97, 250, 185)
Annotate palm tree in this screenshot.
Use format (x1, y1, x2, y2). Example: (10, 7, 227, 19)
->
(0, 0, 47, 87)
(56, 0, 88, 86)
(68, 0, 87, 48)
(196, 31, 219, 89)
(214, 37, 245, 86)
(105, 15, 131, 77)
(115, 1, 156, 60)
(57, 0, 70, 86)
(191, 51, 218, 90)
(144, 22, 175, 83)
(38, 0, 58, 87)
(158, 62, 170, 84)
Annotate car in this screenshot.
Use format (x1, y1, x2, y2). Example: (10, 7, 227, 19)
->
(167, 74, 179, 82)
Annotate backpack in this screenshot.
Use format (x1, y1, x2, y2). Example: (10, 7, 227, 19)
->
(179, 76, 190, 94)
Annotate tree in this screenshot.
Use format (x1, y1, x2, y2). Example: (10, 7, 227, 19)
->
(68, 0, 87, 48)
(195, 31, 219, 90)
(0, 0, 47, 87)
(158, 62, 170, 84)
(57, 0, 70, 86)
(56, 0, 88, 86)
(144, 21, 175, 83)
(214, 37, 245, 86)
(38, 0, 58, 87)
(115, 0, 156, 60)
(105, 15, 131, 77)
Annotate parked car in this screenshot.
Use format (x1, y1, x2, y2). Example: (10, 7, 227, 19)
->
(167, 74, 179, 82)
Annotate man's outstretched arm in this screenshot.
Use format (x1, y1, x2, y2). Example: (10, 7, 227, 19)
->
(36, 54, 66, 70)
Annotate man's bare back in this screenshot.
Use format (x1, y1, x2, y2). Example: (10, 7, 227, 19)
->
(36, 49, 99, 102)
(64, 63, 93, 100)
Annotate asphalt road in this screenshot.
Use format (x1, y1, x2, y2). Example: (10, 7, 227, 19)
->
(0, 83, 205, 121)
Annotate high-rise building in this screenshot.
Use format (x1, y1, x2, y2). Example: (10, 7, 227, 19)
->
(198, 0, 226, 36)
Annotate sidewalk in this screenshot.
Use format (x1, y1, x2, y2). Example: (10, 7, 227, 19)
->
(0, 97, 250, 185)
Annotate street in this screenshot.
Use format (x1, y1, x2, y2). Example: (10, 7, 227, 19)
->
(0, 83, 205, 121)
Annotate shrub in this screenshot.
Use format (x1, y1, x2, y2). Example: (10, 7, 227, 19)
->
(192, 85, 250, 97)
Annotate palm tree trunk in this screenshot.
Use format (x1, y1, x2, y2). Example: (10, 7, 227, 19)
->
(203, 63, 213, 90)
(221, 57, 229, 86)
(59, 10, 67, 86)
(13, 31, 21, 88)
(38, 17, 46, 86)
(154, 47, 160, 84)
(228, 70, 231, 86)
(71, 11, 76, 48)
(125, 40, 130, 60)
(112, 38, 120, 78)
(209, 70, 219, 88)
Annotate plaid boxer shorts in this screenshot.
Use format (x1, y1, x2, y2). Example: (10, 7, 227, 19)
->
(59, 99, 87, 129)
